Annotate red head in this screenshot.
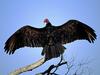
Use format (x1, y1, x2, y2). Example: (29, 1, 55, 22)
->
(44, 18, 49, 24)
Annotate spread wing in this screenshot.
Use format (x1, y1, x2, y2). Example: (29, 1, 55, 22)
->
(4, 25, 45, 54)
(53, 20, 97, 44)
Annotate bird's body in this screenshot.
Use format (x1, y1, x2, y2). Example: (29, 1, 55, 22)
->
(40, 23, 66, 60)
(4, 19, 97, 61)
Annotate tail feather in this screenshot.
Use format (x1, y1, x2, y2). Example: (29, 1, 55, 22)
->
(42, 44, 66, 61)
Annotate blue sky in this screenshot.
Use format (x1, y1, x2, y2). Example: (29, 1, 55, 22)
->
(0, 0, 100, 75)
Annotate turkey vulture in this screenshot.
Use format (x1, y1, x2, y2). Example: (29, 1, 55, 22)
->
(4, 19, 97, 61)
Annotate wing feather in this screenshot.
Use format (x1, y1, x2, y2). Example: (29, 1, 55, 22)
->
(53, 20, 97, 44)
(4, 25, 44, 54)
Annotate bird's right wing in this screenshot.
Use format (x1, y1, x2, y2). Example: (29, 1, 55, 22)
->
(4, 25, 45, 54)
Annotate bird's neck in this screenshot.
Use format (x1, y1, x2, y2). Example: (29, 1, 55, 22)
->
(45, 22, 54, 33)
(46, 22, 52, 27)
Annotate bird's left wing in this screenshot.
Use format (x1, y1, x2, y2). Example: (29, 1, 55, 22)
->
(52, 20, 97, 44)
(4, 25, 45, 54)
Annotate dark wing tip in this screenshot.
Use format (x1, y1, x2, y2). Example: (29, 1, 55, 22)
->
(83, 24, 97, 43)
(4, 44, 15, 55)
(87, 30, 97, 43)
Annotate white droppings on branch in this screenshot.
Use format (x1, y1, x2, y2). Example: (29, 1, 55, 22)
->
(9, 57, 45, 75)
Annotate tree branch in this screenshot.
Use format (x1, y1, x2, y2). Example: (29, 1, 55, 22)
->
(37, 55, 67, 75)
(9, 57, 45, 75)
(9, 55, 91, 75)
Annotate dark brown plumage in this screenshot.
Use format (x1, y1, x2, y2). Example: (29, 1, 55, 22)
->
(4, 19, 97, 61)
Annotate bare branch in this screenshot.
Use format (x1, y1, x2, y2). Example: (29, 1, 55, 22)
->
(38, 61, 67, 75)
(9, 55, 92, 75)
(37, 55, 67, 75)
(9, 57, 45, 75)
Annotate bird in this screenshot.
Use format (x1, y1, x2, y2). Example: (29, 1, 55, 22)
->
(4, 18, 97, 61)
